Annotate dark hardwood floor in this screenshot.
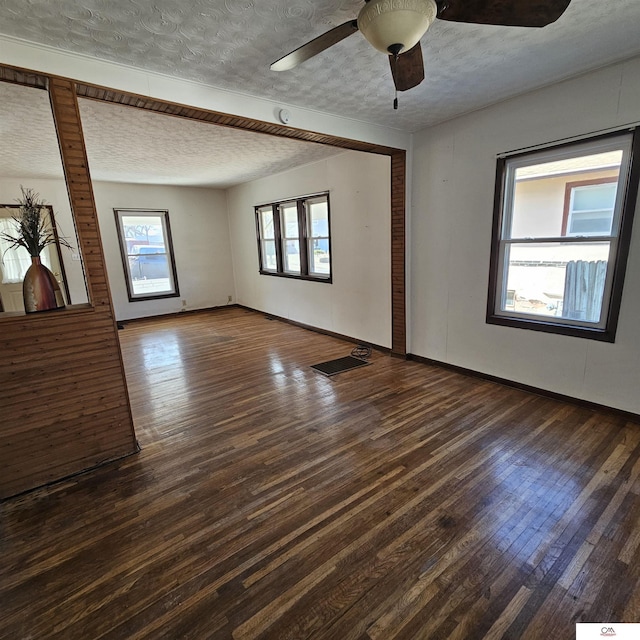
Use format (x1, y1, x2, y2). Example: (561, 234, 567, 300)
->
(2, 307, 640, 639)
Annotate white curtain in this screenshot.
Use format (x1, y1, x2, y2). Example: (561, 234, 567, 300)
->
(0, 217, 53, 283)
(562, 260, 607, 323)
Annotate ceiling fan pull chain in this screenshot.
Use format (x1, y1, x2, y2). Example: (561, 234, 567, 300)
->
(393, 51, 399, 110)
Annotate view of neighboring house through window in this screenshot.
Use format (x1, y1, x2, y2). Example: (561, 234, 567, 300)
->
(114, 209, 180, 302)
(255, 192, 331, 282)
(564, 178, 618, 237)
(487, 130, 639, 341)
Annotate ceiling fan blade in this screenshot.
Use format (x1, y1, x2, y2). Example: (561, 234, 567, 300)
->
(270, 20, 359, 71)
(436, 0, 572, 27)
(389, 43, 425, 92)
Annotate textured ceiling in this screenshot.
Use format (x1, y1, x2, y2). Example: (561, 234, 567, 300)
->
(0, 82, 65, 180)
(1, 0, 640, 132)
(0, 82, 342, 187)
(77, 98, 342, 187)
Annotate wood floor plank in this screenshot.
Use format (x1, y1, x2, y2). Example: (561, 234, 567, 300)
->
(2, 308, 640, 639)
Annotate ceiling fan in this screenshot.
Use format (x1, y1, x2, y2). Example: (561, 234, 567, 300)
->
(271, 0, 572, 105)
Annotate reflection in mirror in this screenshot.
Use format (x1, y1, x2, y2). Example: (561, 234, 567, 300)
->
(0, 81, 89, 314)
(0, 204, 71, 312)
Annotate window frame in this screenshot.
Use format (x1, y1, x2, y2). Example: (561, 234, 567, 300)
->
(306, 195, 332, 277)
(255, 192, 332, 283)
(114, 208, 180, 302)
(279, 200, 304, 275)
(487, 129, 640, 342)
(256, 204, 279, 274)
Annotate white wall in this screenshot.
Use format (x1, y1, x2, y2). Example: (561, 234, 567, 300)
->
(411, 55, 640, 413)
(227, 151, 392, 348)
(0, 177, 88, 305)
(92, 181, 235, 321)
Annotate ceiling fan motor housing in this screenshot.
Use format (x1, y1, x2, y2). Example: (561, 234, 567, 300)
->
(358, 0, 438, 55)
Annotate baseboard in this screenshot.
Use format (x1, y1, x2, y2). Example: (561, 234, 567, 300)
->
(116, 307, 638, 421)
(407, 353, 640, 424)
(119, 303, 392, 355)
(117, 303, 239, 326)
(236, 304, 391, 355)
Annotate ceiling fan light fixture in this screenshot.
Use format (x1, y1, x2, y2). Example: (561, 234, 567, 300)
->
(357, 0, 438, 55)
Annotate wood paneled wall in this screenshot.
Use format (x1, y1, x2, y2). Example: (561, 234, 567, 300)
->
(0, 71, 137, 499)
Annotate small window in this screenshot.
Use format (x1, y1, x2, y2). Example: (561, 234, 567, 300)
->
(281, 202, 302, 275)
(115, 209, 180, 301)
(307, 196, 331, 276)
(564, 178, 618, 237)
(255, 193, 331, 282)
(487, 130, 639, 341)
(257, 205, 278, 272)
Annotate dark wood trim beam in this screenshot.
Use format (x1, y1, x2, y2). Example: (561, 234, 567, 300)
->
(391, 151, 407, 356)
(74, 83, 402, 156)
(0, 65, 48, 89)
(71, 80, 407, 353)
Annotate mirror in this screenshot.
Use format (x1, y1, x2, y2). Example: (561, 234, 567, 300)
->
(0, 81, 89, 314)
(0, 204, 71, 312)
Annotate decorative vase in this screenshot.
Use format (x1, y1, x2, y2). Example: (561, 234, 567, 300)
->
(23, 256, 65, 313)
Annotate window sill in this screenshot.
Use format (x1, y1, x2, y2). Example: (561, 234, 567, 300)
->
(126, 292, 181, 303)
(486, 313, 615, 342)
(258, 270, 332, 284)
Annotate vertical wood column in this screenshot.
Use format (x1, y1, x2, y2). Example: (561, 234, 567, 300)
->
(0, 77, 137, 499)
(48, 78, 109, 306)
(391, 151, 407, 356)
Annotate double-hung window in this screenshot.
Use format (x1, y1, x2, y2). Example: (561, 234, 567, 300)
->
(255, 193, 331, 282)
(487, 130, 639, 341)
(257, 205, 278, 272)
(280, 201, 302, 275)
(307, 195, 331, 277)
(115, 209, 180, 302)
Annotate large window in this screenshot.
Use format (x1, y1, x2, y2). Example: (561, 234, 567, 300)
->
(255, 193, 331, 282)
(487, 130, 639, 341)
(115, 209, 180, 301)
